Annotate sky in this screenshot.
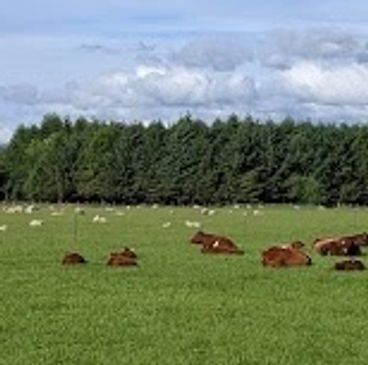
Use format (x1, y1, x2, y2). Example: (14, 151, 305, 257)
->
(2, 0, 368, 142)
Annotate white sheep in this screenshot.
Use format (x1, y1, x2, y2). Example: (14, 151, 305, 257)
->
(253, 209, 262, 216)
(185, 220, 201, 228)
(29, 219, 44, 227)
(25, 205, 36, 214)
(0, 225, 8, 231)
(51, 211, 64, 217)
(75, 207, 85, 215)
(200, 208, 209, 215)
(92, 215, 107, 224)
(162, 222, 172, 229)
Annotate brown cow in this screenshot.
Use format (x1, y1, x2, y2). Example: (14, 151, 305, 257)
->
(335, 259, 366, 271)
(115, 247, 138, 259)
(190, 230, 243, 255)
(62, 252, 87, 265)
(201, 237, 244, 255)
(107, 247, 138, 267)
(313, 236, 361, 256)
(262, 246, 312, 268)
(190, 231, 217, 245)
(341, 232, 368, 247)
(107, 252, 138, 267)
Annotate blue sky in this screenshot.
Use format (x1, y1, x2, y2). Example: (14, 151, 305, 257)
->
(1, 0, 368, 142)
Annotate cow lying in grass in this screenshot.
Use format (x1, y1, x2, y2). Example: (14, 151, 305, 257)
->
(262, 242, 311, 268)
(107, 247, 138, 267)
(335, 259, 366, 271)
(62, 252, 87, 265)
(313, 233, 366, 256)
(190, 230, 244, 255)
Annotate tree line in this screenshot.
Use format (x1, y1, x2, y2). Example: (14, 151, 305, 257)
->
(1, 113, 368, 206)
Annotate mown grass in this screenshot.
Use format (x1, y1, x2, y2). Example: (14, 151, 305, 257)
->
(1, 205, 368, 365)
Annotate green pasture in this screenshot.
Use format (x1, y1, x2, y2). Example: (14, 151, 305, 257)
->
(1, 204, 368, 365)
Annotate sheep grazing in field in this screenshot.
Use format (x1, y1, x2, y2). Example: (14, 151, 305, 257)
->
(152, 204, 159, 209)
(115, 211, 125, 216)
(5, 205, 23, 214)
(74, 207, 85, 215)
(233, 204, 240, 209)
(253, 209, 263, 216)
(0, 225, 8, 232)
(62, 252, 87, 265)
(51, 211, 64, 217)
(106, 248, 138, 267)
(162, 222, 172, 229)
(92, 215, 107, 224)
(201, 208, 215, 216)
(29, 219, 44, 227)
(200, 208, 209, 215)
(335, 259, 366, 271)
(25, 205, 37, 214)
(185, 220, 201, 228)
(105, 207, 115, 212)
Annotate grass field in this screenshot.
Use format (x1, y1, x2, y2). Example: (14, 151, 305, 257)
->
(1, 204, 368, 365)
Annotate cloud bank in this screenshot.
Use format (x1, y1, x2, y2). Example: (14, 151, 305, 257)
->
(2, 28, 368, 143)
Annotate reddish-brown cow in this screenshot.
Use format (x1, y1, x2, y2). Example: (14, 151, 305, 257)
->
(313, 236, 361, 256)
(190, 230, 244, 255)
(107, 252, 138, 267)
(62, 252, 87, 265)
(262, 246, 311, 268)
(335, 259, 366, 271)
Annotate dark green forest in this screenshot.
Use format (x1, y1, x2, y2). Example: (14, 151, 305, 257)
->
(1, 113, 368, 205)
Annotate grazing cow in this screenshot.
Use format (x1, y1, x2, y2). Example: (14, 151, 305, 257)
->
(107, 252, 138, 267)
(262, 246, 312, 268)
(313, 236, 362, 256)
(62, 252, 87, 265)
(190, 230, 243, 255)
(335, 259, 366, 271)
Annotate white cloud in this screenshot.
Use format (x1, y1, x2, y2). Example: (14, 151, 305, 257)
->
(280, 61, 368, 105)
(64, 65, 257, 112)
